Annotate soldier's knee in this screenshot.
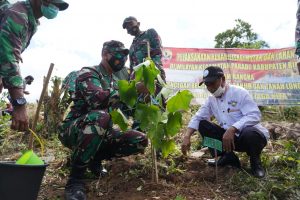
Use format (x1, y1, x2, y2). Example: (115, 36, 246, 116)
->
(125, 130, 148, 148)
(88, 110, 111, 129)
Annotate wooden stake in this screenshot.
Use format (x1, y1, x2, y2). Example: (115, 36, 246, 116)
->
(145, 40, 159, 183)
(151, 144, 158, 183)
(28, 63, 54, 150)
(214, 148, 218, 183)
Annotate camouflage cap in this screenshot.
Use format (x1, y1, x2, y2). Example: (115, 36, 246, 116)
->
(122, 16, 137, 29)
(103, 40, 129, 55)
(51, 0, 69, 11)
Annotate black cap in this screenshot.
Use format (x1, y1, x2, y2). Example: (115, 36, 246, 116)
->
(51, 0, 69, 11)
(199, 66, 224, 86)
(122, 16, 137, 29)
(25, 75, 34, 80)
(102, 40, 129, 55)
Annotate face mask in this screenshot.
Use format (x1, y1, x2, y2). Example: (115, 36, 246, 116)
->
(108, 54, 127, 72)
(41, 3, 59, 19)
(211, 85, 225, 98)
(128, 26, 139, 36)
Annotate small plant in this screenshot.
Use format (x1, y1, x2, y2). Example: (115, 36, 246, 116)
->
(111, 59, 193, 182)
(174, 195, 186, 200)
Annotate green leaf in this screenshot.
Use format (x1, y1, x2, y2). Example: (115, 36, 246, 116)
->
(134, 103, 161, 131)
(159, 87, 174, 99)
(134, 65, 144, 82)
(148, 122, 166, 149)
(161, 140, 176, 158)
(143, 60, 160, 95)
(110, 109, 128, 131)
(166, 90, 193, 113)
(118, 80, 137, 107)
(166, 111, 182, 137)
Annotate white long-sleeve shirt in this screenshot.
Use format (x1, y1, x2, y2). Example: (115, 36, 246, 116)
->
(188, 85, 269, 140)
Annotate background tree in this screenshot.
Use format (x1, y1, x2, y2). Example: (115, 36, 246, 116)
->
(214, 19, 269, 49)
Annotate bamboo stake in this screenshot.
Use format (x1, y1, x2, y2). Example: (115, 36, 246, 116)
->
(28, 63, 54, 150)
(145, 40, 159, 183)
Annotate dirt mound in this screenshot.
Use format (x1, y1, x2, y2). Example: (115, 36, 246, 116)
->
(39, 156, 241, 200)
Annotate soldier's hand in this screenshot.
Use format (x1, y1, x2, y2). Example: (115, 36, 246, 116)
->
(108, 90, 120, 107)
(11, 105, 29, 131)
(136, 82, 149, 94)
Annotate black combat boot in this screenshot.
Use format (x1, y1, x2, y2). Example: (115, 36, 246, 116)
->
(250, 155, 265, 178)
(209, 152, 241, 168)
(88, 160, 108, 178)
(64, 161, 87, 200)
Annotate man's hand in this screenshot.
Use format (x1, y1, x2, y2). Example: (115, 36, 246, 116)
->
(11, 105, 29, 131)
(222, 126, 237, 152)
(181, 136, 191, 156)
(181, 128, 195, 156)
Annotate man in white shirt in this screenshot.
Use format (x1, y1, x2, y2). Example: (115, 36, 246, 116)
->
(181, 66, 269, 178)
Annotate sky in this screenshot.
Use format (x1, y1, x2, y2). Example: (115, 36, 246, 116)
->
(7, 0, 297, 102)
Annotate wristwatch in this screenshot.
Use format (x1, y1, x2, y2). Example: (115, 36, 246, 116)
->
(11, 97, 27, 106)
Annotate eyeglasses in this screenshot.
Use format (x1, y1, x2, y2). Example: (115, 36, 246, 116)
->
(110, 52, 127, 59)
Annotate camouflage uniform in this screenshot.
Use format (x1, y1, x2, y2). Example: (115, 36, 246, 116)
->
(0, 0, 10, 12)
(129, 28, 166, 81)
(59, 64, 147, 165)
(60, 67, 129, 110)
(0, 0, 38, 89)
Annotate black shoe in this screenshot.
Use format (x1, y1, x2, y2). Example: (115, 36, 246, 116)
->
(88, 161, 108, 178)
(64, 178, 86, 200)
(208, 152, 241, 168)
(250, 155, 265, 178)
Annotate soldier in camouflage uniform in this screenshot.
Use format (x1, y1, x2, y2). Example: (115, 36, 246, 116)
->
(0, 0, 68, 131)
(60, 67, 129, 115)
(59, 40, 148, 200)
(0, 0, 10, 12)
(122, 17, 167, 136)
(296, 0, 300, 74)
(122, 16, 166, 81)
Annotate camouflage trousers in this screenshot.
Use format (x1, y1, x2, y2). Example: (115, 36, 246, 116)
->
(59, 110, 148, 164)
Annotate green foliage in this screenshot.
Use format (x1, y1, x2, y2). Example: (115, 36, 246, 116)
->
(110, 109, 128, 131)
(134, 103, 161, 131)
(260, 106, 300, 122)
(228, 140, 300, 200)
(174, 195, 186, 200)
(166, 111, 182, 137)
(118, 80, 138, 107)
(112, 59, 193, 157)
(214, 19, 269, 49)
(134, 59, 160, 95)
(166, 90, 194, 113)
(160, 140, 176, 158)
(283, 106, 300, 122)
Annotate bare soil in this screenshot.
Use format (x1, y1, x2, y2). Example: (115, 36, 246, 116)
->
(38, 154, 243, 200)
